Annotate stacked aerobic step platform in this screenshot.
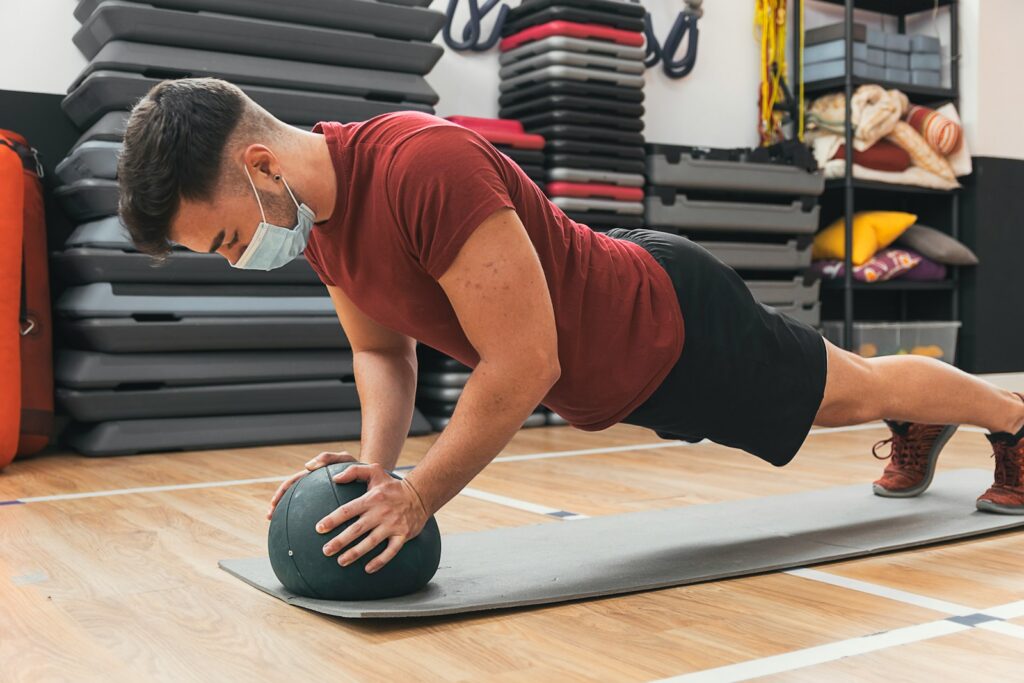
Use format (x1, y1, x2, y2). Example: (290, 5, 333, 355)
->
(645, 143, 826, 327)
(49, 0, 447, 455)
(445, 116, 547, 194)
(50, 218, 432, 456)
(497, 0, 647, 231)
(416, 345, 567, 431)
(805, 22, 944, 88)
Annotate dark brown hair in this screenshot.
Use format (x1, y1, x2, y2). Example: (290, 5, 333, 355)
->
(117, 78, 249, 257)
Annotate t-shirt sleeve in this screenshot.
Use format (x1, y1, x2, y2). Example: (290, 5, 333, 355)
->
(302, 233, 336, 286)
(387, 125, 516, 280)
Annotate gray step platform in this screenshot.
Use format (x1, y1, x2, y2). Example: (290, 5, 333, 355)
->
(499, 65, 645, 92)
(645, 192, 820, 235)
(75, 111, 127, 148)
(498, 51, 644, 79)
(771, 302, 821, 327)
(745, 278, 821, 307)
(63, 70, 432, 129)
(52, 248, 321, 285)
(71, 41, 439, 106)
(54, 179, 117, 222)
(66, 216, 131, 248)
(426, 411, 547, 432)
(417, 385, 463, 402)
(57, 378, 360, 422)
(55, 349, 353, 389)
(551, 197, 643, 215)
(693, 239, 813, 271)
(546, 167, 645, 188)
(75, 2, 443, 74)
(646, 145, 825, 196)
(64, 409, 433, 456)
(56, 282, 333, 319)
(419, 372, 470, 387)
(73, 0, 445, 42)
(500, 36, 646, 65)
(58, 316, 348, 353)
(56, 141, 120, 183)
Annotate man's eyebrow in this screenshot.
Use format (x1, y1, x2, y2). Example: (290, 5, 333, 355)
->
(207, 229, 225, 253)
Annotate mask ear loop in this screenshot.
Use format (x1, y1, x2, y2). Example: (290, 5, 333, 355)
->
(278, 174, 301, 211)
(244, 165, 268, 224)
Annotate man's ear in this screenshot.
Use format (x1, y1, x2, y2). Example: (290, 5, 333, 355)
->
(243, 144, 279, 180)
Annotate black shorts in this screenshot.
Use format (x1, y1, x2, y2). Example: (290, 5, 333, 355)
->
(608, 228, 828, 466)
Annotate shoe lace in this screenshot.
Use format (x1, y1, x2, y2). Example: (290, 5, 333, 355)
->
(992, 441, 1023, 488)
(872, 424, 944, 471)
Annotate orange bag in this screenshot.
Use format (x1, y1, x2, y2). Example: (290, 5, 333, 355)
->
(0, 130, 52, 469)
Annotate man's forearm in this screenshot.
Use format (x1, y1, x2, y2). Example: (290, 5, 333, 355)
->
(353, 349, 418, 470)
(403, 359, 557, 515)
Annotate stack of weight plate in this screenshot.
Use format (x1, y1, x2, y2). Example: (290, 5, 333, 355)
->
(49, 0, 446, 455)
(644, 143, 826, 327)
(497, 0, 648, 231)
(444, 116, 547, 193)
(416, 346, 565, 430)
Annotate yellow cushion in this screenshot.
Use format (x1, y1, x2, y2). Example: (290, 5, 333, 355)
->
(812, 211, 917, 266)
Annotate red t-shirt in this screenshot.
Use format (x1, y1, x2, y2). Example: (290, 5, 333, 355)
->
(304, 112, 684, 431)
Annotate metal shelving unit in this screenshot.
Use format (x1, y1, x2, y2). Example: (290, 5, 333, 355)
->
(803, 0, 961, 355)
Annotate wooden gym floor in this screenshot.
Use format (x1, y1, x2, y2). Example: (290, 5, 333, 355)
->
(3, 375, 1024, 682)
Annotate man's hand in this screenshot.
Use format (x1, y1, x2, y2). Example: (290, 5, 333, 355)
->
(316, 463, 431, 574)
(266, 450, 356, 520)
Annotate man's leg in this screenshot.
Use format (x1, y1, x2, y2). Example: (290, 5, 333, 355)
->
(814, 340, 1024, 512)
(814, 340, 1024, 432)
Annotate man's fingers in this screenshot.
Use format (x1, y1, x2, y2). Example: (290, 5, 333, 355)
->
(304, 450, 355, 470)
(339, 530, 401, 570)
(332, 463, 380, 484)
(365, 536, 406, 574)
(315, 495, 370, 535)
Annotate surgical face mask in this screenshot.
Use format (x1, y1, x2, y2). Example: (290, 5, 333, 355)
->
(232, 166, 316, 271)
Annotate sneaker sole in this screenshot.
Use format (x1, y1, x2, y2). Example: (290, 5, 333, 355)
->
(976, 499, 1024, 515)
(872, 424, 960, 498)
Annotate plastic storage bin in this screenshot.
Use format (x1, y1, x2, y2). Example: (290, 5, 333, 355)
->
(821, 321, 961, 364)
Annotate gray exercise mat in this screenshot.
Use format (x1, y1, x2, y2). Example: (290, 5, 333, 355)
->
(219, 470, 1024, 618)
(73, 0, 445, 43)
(70, 41, 439, 105)
(74, 2, 443, 74)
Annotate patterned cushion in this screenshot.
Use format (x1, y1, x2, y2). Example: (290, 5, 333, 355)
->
(812, 248, 922, 283)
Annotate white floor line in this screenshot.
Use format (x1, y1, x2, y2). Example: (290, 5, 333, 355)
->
(980, 600, 1024, 620)
(785, 568, 977, 616)
(491, 439, 698, 464)
(977, 621, 1024, 640)
(651, 619, 968, 683)
(807, 422, 886, 434)
(16, 475, 289, 503)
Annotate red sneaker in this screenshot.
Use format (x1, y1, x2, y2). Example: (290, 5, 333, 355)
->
(872, 421, 959, 497)
(977, 433, 1024, 514)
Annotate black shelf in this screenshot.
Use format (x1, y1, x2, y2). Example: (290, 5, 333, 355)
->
(802, 0, 961, 353)
(821, 280, 956, 292)
(813, 0, 954, 14)
(804, 77, 955, 103)
(824, 178, 957, 196)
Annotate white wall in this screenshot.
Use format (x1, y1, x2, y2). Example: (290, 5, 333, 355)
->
(2, 0, 86, 95)
(431, 0, 765, 148)
(3, 0, 1021, 159)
